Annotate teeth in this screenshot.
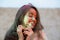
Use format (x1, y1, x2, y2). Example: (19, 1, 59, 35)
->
(29, 23, 32, 26)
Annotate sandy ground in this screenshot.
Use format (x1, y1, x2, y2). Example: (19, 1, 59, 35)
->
(0, 8, 60, 40)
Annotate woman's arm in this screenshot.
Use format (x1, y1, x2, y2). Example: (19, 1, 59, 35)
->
(17, 25, 24, 40)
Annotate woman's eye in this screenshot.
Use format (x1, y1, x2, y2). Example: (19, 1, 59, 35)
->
(29, 13, 33, 17)
(29, 15, 33, 17)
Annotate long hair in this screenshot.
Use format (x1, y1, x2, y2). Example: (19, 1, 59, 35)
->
(15, 4, 44, 40)
(15, 4, 44, 32)
(4, 4, 44, 40)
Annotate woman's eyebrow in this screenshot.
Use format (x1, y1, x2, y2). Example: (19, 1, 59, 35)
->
(28, 11, 36, 17)
(28, 12, 33, 15)
(29, 12, 33, 14)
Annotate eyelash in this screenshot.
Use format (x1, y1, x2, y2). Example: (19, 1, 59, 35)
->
(29, 13, 33, 17)
(29, 15, 33, 17)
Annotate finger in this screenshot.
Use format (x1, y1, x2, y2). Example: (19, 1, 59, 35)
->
(23, 31, 29, 35)
(18, 25, 24, 29)
(17, 28, 21, 34)
(17, 25, 23, 32)
(18, 25, 22, 27)
(18, 25, 23, 28)
(17, 28, 19, 31)
(25, 28, 32, 31)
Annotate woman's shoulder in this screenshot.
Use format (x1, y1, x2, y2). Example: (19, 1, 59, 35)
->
(39, 30, 48, 40)
(30, 32, 38, 40)
(31, 30, 48, 40)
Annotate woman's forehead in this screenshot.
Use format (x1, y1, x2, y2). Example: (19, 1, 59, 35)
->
(29, 8, 37, 16)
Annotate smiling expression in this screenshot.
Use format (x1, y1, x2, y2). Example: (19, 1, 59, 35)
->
(23, 8, 37, 28)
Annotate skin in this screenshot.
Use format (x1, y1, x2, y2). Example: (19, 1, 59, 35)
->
(17, 8, 37, 40)
(17, 8, 46, 40)
(23, 8, 37, 29)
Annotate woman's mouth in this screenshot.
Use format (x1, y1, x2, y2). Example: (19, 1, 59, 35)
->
(26, 22, 35, 28)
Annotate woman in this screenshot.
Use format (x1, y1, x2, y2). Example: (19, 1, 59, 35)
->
(4, 4, 47, 40)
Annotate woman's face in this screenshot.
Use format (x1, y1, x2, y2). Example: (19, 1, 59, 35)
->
(23, 8, 37, 29)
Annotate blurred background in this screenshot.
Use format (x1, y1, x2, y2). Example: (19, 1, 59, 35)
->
(0, 0, 60, 40)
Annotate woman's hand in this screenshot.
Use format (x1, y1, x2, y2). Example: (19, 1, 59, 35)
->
(17, 25, 24, 40)
(23, 28, 34, 40)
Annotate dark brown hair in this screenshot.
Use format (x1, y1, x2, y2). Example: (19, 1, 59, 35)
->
(15, 4, 44, 32)
(4, 4, 44, 40)
(15, 4, 44, 40)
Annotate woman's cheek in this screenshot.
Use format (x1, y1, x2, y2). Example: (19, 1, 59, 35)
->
(23, 16, 29, 25)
